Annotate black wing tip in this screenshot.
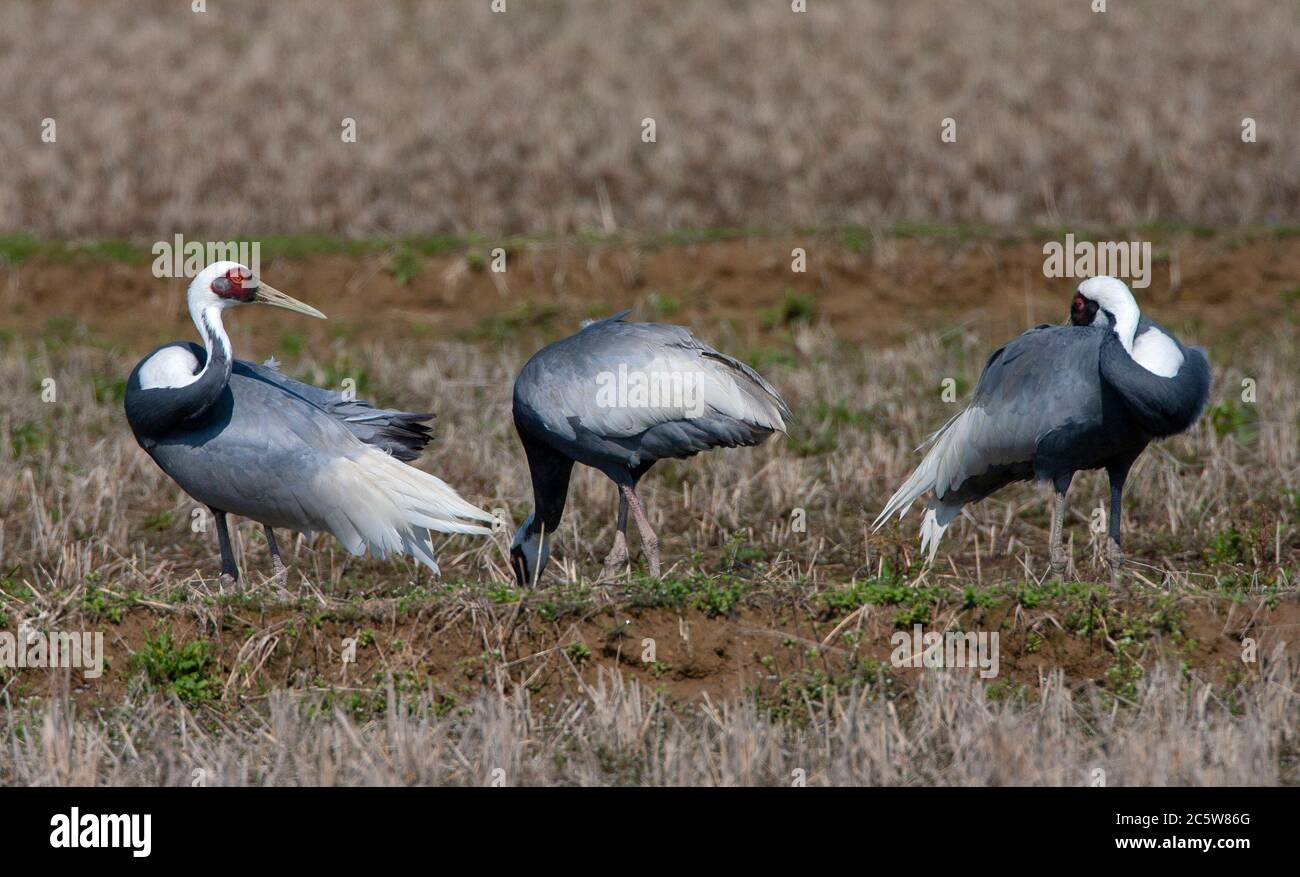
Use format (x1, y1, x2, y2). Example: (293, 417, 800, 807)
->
(349, 410, 437, 460)
(379, 426, 435, 461)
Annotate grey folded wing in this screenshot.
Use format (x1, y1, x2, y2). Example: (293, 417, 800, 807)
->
(234, 359, 434, 462)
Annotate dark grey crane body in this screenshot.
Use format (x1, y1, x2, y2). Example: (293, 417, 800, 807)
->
(128, 347, 433, 529)
(124, 262, 491, 582)
(875, 277, 1210, 575)
(510, 311, 790, 584)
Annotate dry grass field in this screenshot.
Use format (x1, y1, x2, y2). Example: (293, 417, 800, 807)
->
(1, 229, 1297, 785)
(1, 0, 1298, 237)
(0, 0, 1297, 790)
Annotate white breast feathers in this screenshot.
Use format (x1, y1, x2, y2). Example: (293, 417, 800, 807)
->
(1131, 327, 1184, 378)
(137, 346, 201, 389)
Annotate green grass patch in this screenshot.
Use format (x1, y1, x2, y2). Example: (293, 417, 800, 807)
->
(130, 631, 219, 705)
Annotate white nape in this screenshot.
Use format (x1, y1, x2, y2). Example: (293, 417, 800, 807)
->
(1131, 326, 1184, 378)
(137, 345, 201, 390)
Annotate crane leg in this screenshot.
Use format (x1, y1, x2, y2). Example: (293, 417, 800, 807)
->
(212, 508, 240, 584)
(1048, 479, 1071, 580)
(623, 486, 661, 578)
(601, 491, 630, 579)
(265, 525, 287, 578)
(1106, 468, 1128, 581)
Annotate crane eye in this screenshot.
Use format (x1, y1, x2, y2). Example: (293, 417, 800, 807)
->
(1073, 295, 1085, 312)
(212, 276, 232, 294)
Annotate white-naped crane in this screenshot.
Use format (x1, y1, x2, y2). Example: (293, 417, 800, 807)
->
(873, 276, 1211, 578)
(124, 261, 494, 583)
(509, 311, 791, 586)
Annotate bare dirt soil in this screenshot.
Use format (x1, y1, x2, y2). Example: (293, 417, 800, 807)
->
(11, 229, 1300, 348)
(30, 582, 1300, 711)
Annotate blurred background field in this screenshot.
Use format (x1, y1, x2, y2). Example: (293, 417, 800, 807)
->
(1, 0, 1297, 237)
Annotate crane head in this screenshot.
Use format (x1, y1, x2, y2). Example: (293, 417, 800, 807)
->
(1070, 288, 1101, 326)
(187, 261, 327, 320)
(1070, 276, 1136, 330)
(510, 514, 551, 587)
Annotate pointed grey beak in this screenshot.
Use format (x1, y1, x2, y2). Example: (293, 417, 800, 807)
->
(254, 282, 327, 319)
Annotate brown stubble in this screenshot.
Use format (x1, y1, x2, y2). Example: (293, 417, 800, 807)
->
(0, 235, 1296, 785)
(0, 0, 1297, 236)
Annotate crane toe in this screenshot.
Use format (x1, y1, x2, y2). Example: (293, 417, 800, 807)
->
(600, 532, 630, 581)
(642, 540, 662, 578)
(1106, 537, 1126, 581)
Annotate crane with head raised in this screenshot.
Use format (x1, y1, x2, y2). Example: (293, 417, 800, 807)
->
(124, 261, 493, 583)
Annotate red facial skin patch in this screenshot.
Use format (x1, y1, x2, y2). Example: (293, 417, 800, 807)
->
(211, 267, 256, 303)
